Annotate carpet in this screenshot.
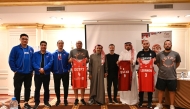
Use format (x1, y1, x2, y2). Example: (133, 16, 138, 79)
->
(79, 105, 101, 109)
(37, 105, 73, 109)
(107, 105, 131, 109)
(0, 95, 186, 109)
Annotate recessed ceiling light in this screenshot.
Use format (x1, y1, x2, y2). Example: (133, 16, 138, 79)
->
(50, 16, 57, 20)
(185, 15, 190, 17)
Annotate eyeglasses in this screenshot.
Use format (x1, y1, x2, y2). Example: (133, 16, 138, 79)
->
(21, 38, 28, 40)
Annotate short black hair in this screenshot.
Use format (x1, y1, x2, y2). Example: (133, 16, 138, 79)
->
(20, 33, 28, 38)
(109, 44, 115, 47)
(40, 41, 47, 45)
(57, 40, 64, 44)
(164, 40, 172, 45)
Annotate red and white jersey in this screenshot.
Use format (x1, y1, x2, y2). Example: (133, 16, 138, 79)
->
(118, 61, 132, 91)
(72, 59, 87, 89)
(138, 58, 155, 92)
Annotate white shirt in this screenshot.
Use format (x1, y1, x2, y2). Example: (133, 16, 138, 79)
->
(118, 49, 136, 65)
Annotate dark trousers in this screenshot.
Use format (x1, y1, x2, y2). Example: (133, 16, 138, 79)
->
(139, 91, 153, 103)
(107, 75, 118, 100)
(14, 73, 32, 104)
(34, 74, 50, 104)
(53, 73, 69, 101)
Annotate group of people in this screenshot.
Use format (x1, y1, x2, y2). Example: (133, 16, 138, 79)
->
(8, 33, 181, 109)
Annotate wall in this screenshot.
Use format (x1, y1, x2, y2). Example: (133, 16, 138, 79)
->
(0, 26, 189, 98)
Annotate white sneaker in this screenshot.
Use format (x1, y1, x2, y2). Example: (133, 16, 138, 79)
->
(170, 105, 175, 109)
(154, 103, 163, 109)
(122, 102, 126, 105)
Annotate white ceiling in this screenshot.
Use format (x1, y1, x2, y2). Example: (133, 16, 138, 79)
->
(0, 3, 190, 25)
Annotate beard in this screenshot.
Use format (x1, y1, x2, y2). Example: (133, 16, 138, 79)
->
(165, 47, 171, 50)
(144, 47, 149, 51)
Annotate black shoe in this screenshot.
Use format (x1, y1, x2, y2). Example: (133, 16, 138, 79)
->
(64, 99, 68, 106)
(33, 103, 39, 109)
(55, 100, 60, 106)
(138, 103, 143, 107)
(96, 101, 102, 106)
(147, 103, 152, 108)
(108, 99, 113, 104)
(44, 102, 51, 107)
(80, 99, 86, 105)
(24, 103, 32, 109)
(18, 104, 21, 109)
(88, 99, 94, 105)
(113, 98, 119, 104)
(74, 99, 79, 105)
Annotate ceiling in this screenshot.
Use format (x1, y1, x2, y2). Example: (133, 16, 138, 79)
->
(0, 3, 190, 26)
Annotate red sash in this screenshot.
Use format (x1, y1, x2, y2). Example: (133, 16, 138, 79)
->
(72, 59, 87, 89)
(138, 58, 154, 92)
(118, 61, 132, 91)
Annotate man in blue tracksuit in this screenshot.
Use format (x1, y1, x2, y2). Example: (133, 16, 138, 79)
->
(52, 40, 71, 106)
(32, 41, 53, 109)
(8, 33, 33, 109)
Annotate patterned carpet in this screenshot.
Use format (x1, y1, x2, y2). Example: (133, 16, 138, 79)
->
(0, 95, 185, 109)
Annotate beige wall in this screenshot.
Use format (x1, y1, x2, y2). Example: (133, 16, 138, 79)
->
(0, 26, 189, 97)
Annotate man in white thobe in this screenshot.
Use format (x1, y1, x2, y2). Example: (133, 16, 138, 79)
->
(117, 42, 138, 105)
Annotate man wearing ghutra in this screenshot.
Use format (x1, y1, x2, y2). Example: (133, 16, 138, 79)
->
(88, 44, 108, 105)
(117, 42, 138, 105)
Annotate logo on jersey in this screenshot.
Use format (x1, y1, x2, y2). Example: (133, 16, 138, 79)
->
(162, 56, 175, 68)
(24, 52, 29, 54)
(74, 52, 85, 59)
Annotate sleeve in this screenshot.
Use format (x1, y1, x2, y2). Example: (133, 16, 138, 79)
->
(133, 50, 137, 65)
(30, 47, 34, 71)
(68, 50, 72, 59)
(32, 53, 41, 71)
(51, 53, 55, 72)
(44, 53, 53, 71)
(152, 51, 157, 64)
(67, 53, 72, 71)
(86, 50, 90, 63)
(31, 47, 34, 53)
(152, 51, 157, 58)
(88, 55, 93, 75)
(155, 53, 160, 64)
(136, 51, 140, 65)
(86, 50, 90, 59)
(8, 47, 17, 72)
(104, 55, 108, 73)
(175, 52, 181, 63)
(118, 51, 123, 61)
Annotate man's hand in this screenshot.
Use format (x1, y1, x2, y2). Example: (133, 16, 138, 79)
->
(153, 57, 156, 62)
(69, 57, 73, 63)
(89, 75, 92, 80)
(39, 68, 44, 74)
(137, 58, 140, 63)
(85, 57, 89, 63)
(104, 73, 108, 78)
(116, 61, 120, 66)
(130, 59, 133, 65)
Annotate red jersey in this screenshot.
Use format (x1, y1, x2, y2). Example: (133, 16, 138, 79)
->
(138, 58, 154, 92)
(118, 61, 132, 91)
(72, 59, 87, 89)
